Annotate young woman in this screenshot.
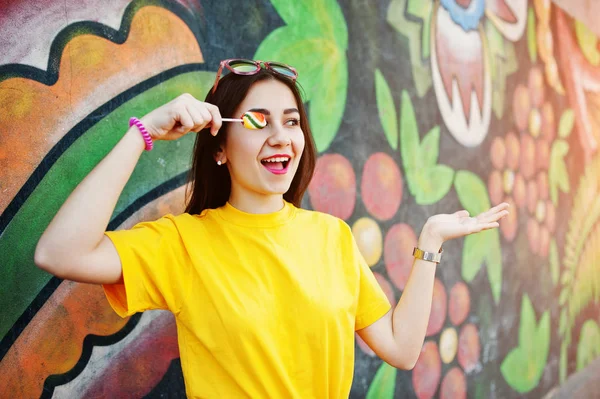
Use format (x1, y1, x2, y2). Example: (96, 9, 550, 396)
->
(35, 59, 508, 398)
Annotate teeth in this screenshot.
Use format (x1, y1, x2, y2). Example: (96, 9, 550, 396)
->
(263, 157, 290, 162)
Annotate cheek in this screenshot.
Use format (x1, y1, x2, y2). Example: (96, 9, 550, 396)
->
(226, 133, 261, 162)
(294, 130, 306, 154)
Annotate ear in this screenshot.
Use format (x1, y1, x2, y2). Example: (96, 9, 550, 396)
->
(213, 147, 227, 165)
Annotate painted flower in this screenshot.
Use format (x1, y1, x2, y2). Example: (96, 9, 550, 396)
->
(308, 151, 482, 398)
(512, 67, 557, 257)
(431, 0, 527, 147)
(307, 151, 405, 356)
(487, 131, 524, 241)
(412, 280, 480, 399)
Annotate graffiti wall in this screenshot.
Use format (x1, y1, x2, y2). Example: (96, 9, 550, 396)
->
(1, 0, 599, 397)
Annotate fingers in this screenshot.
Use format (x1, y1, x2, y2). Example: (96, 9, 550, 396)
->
(467, 221, 500, 235)
(478, 209, 509, 224)
(168, 94, 222, 137)
(454, 210, 470, 218)
(186, 100, 221, 136)
(175, 107, 195, 134)
(481, 222, 500, 231)
(204, 102, 223, 136)
(477, 203, 510, 223)
(481, 202, 510, 217)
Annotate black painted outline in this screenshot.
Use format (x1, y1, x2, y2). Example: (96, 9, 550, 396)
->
(39, 313, 143, 399)
(0, 62, 208, 357)
(0, 0, 204, 84)
(38, 176, 188, 397)
(0, 172, 187, 394)
(0, 0, 208, 373)
(0, 0, 208, 236)
(0, 64, 209, 238)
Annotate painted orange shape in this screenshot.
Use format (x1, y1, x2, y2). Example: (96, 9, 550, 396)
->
(0, 5, 204, 213)
(0, 177, 186, 397)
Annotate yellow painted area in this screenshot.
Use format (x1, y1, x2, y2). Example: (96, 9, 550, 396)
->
(352, 217, 383, 267)
(440, 327, 458, 364)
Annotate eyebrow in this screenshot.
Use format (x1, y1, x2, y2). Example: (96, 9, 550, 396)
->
(247, 108, 300, 115)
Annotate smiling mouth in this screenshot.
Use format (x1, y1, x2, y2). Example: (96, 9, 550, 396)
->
(261, 156, 291, 174)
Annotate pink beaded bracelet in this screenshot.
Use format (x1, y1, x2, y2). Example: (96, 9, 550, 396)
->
(129, 117, 154, 151)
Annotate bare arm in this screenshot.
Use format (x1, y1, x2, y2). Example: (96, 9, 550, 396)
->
(357, 204, 509, 369)
(34, 128, 145, 284)
(34, 94, 222, 284)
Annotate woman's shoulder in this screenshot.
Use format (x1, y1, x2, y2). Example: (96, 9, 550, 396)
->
(135, 210, 215, 231)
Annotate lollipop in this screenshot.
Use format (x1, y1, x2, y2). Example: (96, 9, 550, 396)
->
(222, 111, 267, 130)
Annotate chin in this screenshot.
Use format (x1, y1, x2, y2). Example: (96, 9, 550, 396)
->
(258, 179, 294, 196)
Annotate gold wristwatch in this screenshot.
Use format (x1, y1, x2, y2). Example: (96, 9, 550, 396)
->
(412, 247, 443, 263)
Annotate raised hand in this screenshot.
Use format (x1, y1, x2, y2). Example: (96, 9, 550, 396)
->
(139, 93, 223, 140)
(419, 203, 510, 249)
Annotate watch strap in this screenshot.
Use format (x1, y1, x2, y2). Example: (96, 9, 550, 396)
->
(412, 247, 443, 263)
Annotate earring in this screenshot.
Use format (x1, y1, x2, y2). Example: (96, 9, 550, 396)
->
(217, 160, 222, 166)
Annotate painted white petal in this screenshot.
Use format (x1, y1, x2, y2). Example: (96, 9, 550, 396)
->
(0, 0, 131, 69)
(486, 0, 527, 42)
(51, 311, 173, 398)
(430, 5, 492, 147)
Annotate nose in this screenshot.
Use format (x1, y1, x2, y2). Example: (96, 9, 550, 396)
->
(267, 122, 291, 147)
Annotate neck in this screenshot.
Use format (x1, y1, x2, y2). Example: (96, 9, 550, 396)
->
(228, 188, 285, 214)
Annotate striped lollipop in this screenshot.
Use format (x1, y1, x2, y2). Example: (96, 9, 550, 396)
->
(222, 111, 267, 130)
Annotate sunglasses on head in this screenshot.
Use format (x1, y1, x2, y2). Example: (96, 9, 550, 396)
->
(212, 58, 298, 93)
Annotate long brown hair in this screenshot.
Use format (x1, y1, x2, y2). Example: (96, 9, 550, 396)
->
(185, 69, 317, 214)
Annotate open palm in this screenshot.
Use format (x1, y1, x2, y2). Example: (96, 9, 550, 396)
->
(425, 203, 510, 244)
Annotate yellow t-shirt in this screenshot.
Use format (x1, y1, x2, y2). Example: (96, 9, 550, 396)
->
(103, 201, 391, 398)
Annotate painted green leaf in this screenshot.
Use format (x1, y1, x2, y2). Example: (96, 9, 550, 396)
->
(400, 90, 420, 171)
(500, 350, 530, 392)
(255, 0, 348, 152)
(421, 126, 440, 167)
(527, 6, 537, 62)
(253, 28, 323, 101)
(535, 311, 551, 372)
(400, 91, 453, 205)
(577, 320, 600, 371)
(269, 0, 348, 48)
(462, 234, 488, 282)
(411, 165, 454, 205)
(405, 0, 432, 59)
(0, 71, 216, 339)
(575, 21, 600, 66)
(549, 239, 560, 285)
(549, 139, 570, 205)
(558, 109, 575, 139)
(375, 69, 399, 150)
(519, 295, 536, 353)
(308, 55, 348, 151)
(387, 0, 433, 97)
(454, 170, 491, 215)
(501, 295, 550, 393)
(366, 362, 397, 399)
(461, 229, 502, 302)
(486, 229, 503, 303)
(455, 171, 502, 302)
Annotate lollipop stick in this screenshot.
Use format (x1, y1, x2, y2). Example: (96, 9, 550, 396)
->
(221, 118, 243, 122)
